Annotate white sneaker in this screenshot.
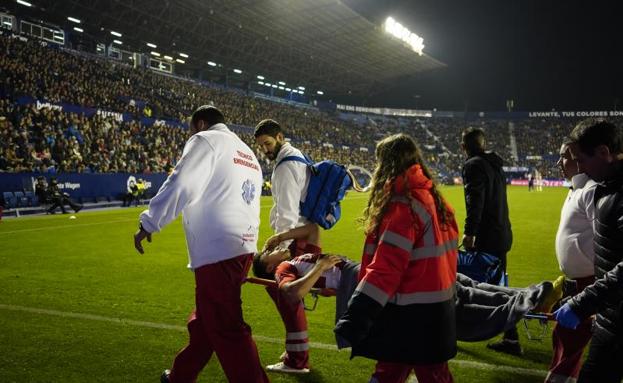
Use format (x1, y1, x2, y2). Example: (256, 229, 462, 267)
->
(279, 351, 287, 362)
(266, 362, 310, 374)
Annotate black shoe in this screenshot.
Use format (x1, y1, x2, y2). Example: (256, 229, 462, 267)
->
(487, 339, 523, 356)
(74, 205, 83, 213)
(160, 369, 171, 383)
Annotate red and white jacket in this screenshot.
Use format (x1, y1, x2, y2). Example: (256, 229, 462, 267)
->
(335, 164, 459, 364)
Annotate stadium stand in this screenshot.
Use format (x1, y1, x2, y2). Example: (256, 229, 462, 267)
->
(2, 30, 623, 208)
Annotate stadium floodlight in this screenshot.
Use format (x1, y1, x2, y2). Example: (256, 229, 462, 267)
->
(384, 16, 425, 55)
(73, 27, 83, 33)
(207, 61, 217, 67)
(3, 21, 12, 26)
(297, 86, 305, 90)
(233, 68, 242, 74)
(150, 51, 160, 56)
(146, 43, 157, 48)
(278, 86, 284, 90)
(317, 91, 324, 95)
(278, 81, 286, 86)
(113, 40, 122, 45)
(271, 84, 278, 88)
(67, 17, 81, 24)
(110, 31, 122, 37)
(258, 81, 264, 85)
(179, 53, 189, 58)
(285, 87, 291, 91)
(176, 58, 185, 64)
(164, 55, 173, 60)
(257, 75, 265, 80)
(16, 0, 31, 7)
(299, 91, 305, 95)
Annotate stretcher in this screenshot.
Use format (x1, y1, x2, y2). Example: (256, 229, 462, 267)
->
(246, 276, 336, 311)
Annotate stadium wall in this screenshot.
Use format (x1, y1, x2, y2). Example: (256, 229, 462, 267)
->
(0, 173, 167, 200)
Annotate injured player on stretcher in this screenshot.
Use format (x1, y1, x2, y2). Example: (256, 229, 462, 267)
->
(251, 223, 556, 369)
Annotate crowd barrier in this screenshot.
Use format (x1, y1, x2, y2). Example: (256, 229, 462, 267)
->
(0, 172, 167, 200)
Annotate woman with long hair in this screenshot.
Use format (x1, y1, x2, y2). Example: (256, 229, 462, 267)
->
(335, 133, 458, 383)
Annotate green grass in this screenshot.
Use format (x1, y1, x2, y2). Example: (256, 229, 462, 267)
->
(0, 186, 568, 382)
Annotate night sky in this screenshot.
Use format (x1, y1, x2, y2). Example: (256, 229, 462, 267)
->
(341, 0, 623, 112)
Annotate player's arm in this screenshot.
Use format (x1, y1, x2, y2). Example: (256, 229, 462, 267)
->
(280, 254, 342, 304)
(264, 223, 319, 251)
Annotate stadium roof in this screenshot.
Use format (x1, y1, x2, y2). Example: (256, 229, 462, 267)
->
(15, 0, 445, 97)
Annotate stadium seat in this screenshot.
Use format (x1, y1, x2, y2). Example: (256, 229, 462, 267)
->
(3, 192, 17, 209)
(14, 191, 29, 207)
(24, 191, 38, 206)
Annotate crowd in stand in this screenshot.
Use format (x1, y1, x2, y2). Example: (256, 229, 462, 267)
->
(0, 32, 612, 182)
(0, 100, 186, 173)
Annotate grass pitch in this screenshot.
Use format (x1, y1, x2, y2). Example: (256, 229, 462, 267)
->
(0, 186, 568, 382)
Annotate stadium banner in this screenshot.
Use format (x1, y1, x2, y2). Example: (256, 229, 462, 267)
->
(336, 104, 433, 117)
(466, 111, 623, 119)
(335, 106, 623, 120)
(510, 179, 568, 187)
(0, 172, 168, 199)
(15, 96, 186, 128)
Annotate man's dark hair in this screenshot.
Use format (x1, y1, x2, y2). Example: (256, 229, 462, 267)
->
(254, 119, 283, 138)
(570, 119, 623, 156)
(561, 136, 576, 147)
(252, 252, 276, 280)
(191, 105, 225, 127)
(462, 127, 486, 155)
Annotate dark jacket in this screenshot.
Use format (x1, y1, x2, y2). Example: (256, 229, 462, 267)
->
(35, 183, 49, 203)
(569, 167, 623, 340)
(462, 152, 512, 254)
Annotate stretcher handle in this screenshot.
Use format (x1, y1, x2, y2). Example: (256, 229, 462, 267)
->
(524, 312, 555, 321)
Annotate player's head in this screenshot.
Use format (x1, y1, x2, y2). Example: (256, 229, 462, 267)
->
(254, 119, 285, 160)
(461, 127, 486, 156)
(252, 246, 291, 280)
(570, 119, 623, 182)
(190, 105, 225, 134)
(557, 137, 580, 180)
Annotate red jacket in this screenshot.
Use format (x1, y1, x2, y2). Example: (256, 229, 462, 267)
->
(335, 164, 458, 364)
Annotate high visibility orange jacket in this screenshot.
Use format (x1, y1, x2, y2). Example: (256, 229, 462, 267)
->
(335, 164, 458, 364)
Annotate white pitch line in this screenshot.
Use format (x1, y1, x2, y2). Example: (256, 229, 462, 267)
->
(0, 303, 546, 377)
(0, 219, 136, 235)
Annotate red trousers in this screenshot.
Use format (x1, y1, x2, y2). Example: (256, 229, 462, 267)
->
(372, 361, 454, 383)
(266, 285, 310, 369)
(546, 276, 594, 383)
(169, 253, 268, 383)
(263, 240, 320, 369)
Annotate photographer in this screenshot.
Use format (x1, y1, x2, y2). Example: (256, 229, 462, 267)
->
(46, 177, 82, 214)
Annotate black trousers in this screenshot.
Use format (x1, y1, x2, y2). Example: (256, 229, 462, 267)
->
(48, 196, 81, 213)
(578, 325, 623, 383)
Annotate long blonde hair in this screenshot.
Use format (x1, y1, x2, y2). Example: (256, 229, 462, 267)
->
(361, 134, 451, 236)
